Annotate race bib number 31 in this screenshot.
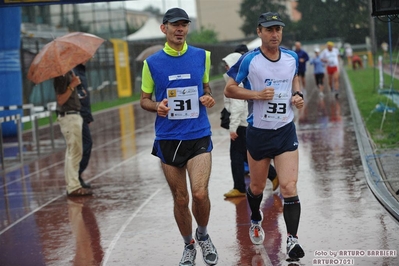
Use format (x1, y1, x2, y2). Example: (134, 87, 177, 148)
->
(167, 86, 200, 120)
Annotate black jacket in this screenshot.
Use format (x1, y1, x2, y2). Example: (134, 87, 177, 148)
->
(73, 64, 94, 124)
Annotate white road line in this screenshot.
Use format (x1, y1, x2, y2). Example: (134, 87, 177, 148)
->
(0, 195, 62, 235)
(100, 135, 227, 265)
(0, 148, 149, 236)
(254, 245, 274, 266)
(100, 185, 167, 266)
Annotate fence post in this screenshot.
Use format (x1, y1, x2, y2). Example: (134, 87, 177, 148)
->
(28, 104, 37, 147)
(0, 122, 4, 170)
(33, 115, 40, 156)
(16, 115, 24, 165)
(47, 102, 56, 150)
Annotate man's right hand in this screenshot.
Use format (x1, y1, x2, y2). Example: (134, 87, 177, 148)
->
(257, 87, 274, 100)
(69, 73, 81, 88)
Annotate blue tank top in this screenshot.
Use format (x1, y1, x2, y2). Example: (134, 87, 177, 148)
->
(146, 46, 211, 140)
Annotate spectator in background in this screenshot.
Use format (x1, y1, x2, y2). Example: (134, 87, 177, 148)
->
(294, 41, 309, 90)
(54, 71, 93, 197)
(381, 41, 388, 60)
(351, 54, 363, 70)
(233, 44, 250, 175)
(344, 43, 353, 67)
(74, 61, 94, 189)
(234, 44, 249, 55)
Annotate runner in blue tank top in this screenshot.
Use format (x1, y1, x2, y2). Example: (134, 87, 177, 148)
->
(140, 7, 218, 266)
(224, 11, 305, 262)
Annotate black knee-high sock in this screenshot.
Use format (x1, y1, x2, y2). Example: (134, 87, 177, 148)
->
(283, 196, 301, 237)
(247, 187, 263, 221)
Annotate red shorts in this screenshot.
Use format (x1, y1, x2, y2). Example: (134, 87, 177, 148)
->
(327, 66, 338, 75)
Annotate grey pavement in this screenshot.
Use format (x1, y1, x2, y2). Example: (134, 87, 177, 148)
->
(344, 63, 399, 221)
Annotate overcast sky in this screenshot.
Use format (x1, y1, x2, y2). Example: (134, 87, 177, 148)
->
(123, 0, 197, 18)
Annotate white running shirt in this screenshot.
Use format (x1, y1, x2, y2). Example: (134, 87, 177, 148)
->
(320, 47, 340, 67)
(227, 47, 298, 130)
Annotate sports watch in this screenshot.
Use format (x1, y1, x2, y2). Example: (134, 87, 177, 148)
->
(292, 91, 304, 99)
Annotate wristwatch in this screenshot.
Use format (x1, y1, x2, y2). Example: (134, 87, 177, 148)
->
(203, 92, 213, 97)
(292, 91, 303, 99)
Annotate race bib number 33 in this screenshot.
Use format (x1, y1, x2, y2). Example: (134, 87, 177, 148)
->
(167, 86, 200, 120)
(261, 94, 290, 122)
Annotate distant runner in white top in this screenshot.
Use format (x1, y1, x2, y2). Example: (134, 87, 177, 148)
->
(320, 41, 341, 98)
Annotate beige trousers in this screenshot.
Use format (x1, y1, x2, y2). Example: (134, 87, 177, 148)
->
(58, 114, 83, 193)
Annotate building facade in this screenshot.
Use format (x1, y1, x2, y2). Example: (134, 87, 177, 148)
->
(195, 0, 300, 42)
(21, 3, 152, 40)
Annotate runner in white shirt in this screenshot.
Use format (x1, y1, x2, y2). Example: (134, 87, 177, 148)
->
(320, 41, 340, 98)
(224, 11, 305, 261)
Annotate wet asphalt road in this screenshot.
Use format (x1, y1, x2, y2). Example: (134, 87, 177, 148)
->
(0, 73, 398, 266)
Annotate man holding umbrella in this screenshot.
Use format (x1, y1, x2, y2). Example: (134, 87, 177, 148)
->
(54, 71, 93, 196)
(27, 32, 104, 196)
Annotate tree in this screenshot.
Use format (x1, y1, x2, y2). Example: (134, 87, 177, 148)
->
(239, 0, 290, 36)
(187, 26, 219, 44)
(126, 21, 140, 36)
(295, 0, 370, 44)
(143, 5, 161, 16)
(373, 16, 399, 52)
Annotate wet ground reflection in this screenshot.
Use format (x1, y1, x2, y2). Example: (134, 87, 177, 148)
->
(0, 78, 398, 265)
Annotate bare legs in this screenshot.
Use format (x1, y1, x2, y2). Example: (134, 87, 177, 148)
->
(162, 153, 212, 237)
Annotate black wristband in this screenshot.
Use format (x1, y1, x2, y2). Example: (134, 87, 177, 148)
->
(292, 91, 303, 99)
(204, 92, 213, 97)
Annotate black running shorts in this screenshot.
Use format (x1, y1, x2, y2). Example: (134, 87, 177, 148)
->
(246, 122, 298, 160)
(152, 136, 213, 167)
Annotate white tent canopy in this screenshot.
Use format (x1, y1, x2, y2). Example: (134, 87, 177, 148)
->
(246, 38, 261, 50)
(126, 17, 165, 41)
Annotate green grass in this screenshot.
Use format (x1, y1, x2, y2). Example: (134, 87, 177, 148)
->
(91, 94, 140, 112)
(346, 67, 399, 149)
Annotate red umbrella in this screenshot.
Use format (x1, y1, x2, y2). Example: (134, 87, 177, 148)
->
(27, 32, 105, 84)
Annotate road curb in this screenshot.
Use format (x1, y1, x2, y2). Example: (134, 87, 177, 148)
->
(343, 69, 399, 221)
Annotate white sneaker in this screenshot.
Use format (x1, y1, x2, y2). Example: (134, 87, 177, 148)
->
(195, 230, 218, 265)
(249, 211, 264, 245)
(179, 240, 197, 266)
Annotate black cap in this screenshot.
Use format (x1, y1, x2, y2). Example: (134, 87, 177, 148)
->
(163, 8, 191, 24)
(258, 12, 285, 28)
(234, 44, 249, 54)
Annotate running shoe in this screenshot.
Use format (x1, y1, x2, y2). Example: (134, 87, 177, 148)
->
(195, 230, 218, 265)
(179, 239, 197, 266)
(249, 211, 264, 245)
(224, 189, 246, 198)
(286, 235, 305, 260)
